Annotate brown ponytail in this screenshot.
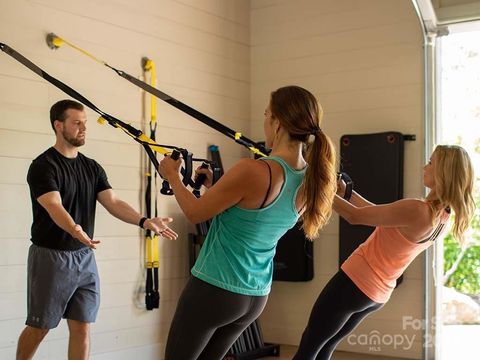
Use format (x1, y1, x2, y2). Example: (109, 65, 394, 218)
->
(270, 86, 337, 239)
(303, 130, 337, 239)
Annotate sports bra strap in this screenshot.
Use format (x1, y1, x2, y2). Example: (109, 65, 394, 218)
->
(417, 207, 450, 244)
(259, 161, 272, 209)
(417, 222, 445, 244)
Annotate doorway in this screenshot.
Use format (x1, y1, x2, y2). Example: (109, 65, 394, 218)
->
(437, 27, 480, 359)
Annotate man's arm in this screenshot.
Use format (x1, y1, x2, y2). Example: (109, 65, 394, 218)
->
(96, 189, 177, 240)
(37, 191, 100, 248)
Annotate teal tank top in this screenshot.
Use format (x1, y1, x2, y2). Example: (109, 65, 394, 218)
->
(191, 156, 306, 296)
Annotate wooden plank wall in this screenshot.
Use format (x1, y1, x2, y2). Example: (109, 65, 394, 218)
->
(0, 0, 251, 358)
(251, 0, 426, 358)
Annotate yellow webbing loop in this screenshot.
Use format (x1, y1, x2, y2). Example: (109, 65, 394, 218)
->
(97, 116, 170, 155)
(51, 35, 108, 66)
(48, 33, 266, 158)
(249, 146, 268, 158)
(51, 37, 64, 48)
(146, 236, 153, 269)
(143, 59, 157, 126)
(153, 235, 159, 269)
(235, 132, 267, 157)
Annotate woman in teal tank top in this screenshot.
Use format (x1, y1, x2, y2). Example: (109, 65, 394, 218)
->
(159, 85, 337, 359)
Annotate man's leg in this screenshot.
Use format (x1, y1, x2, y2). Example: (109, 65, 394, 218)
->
(16, 326, 49, 360)
(64, 249, 99, 360)
(67, 319, 90, 360)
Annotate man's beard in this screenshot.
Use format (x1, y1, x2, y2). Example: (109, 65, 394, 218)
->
(62, 129, 85, 147)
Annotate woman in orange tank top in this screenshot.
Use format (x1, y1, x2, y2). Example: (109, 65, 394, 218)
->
(294, 145, 475, 360)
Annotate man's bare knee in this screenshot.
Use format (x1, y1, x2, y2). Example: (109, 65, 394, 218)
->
(25, 326, 49, 340)
(16, 326, 50, 360)
(67, 320, 90, 337)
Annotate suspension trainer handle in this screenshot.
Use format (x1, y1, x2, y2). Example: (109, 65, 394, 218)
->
(212, 167, 222, 185)
(170, 149, 181, 160)
(192, 162, 209, 198)
(160, 149, 182, 196)
(179, 149, 193, 187)
(338, 172, 354, 201)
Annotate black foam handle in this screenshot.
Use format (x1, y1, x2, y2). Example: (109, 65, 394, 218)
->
(192, 162, 209, 198)
(160, 150, 181, 196)
(160, 180, 174, 195)
(180, 150, 193, 187)
(339, 172, 354, 201)
(212, 167, 222, 185)
(170, 149, 181, 160)
(194, 162, 209, 189)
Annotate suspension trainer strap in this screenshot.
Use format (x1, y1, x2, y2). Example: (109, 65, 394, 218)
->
(0, 43, 170, 158)
(0, 43, 204, 192)
(143, 59, 160, 310)
(46, 34, 268, 157)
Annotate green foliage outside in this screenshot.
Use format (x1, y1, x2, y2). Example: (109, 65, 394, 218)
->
(443, 194, 480, 296)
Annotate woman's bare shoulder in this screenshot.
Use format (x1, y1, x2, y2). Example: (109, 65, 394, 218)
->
(402, 198, 433, 224)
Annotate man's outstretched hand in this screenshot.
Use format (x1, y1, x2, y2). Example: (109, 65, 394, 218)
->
(144, 217, 178, 240)
(72, 224, 101, 249)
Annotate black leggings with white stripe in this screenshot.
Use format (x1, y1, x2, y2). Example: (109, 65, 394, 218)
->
(165, 276, 268, 360)
(293, 270, 384, 360)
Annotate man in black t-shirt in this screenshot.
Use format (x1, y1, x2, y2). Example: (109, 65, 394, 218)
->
(16, 100, 178, 360)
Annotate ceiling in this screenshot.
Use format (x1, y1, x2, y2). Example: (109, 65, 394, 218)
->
(431, 0, 480, 23)
(414, 0, 480, 34)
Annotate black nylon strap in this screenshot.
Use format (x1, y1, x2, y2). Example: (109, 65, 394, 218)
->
(145, 267, 154, 310)
(0, 43, 195, 191)
(106, 66, 268, 155)
(0, 44, 142, 146)
(1, 43, 106, 117)
(0, 43, 220, 196)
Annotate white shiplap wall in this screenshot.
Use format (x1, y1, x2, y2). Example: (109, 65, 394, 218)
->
(251, 0, 426, 359)
(0, 0, 250, 359)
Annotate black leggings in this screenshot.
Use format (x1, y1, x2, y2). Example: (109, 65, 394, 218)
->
(293, 270, 384, 360)
(165, 276, 268, 360)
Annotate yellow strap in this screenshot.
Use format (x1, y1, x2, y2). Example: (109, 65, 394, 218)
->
(153, 235, 159, 268)
(51, 35, 108, 66)
(249, 146, 268, 158)
(146, 236, 153, 268)
(52, 33, 265, 158)
(236, 132, 267, 157)
(144, 59, 157, 126)
(137, 133, 170, 155)
(97, 116, 170, 155)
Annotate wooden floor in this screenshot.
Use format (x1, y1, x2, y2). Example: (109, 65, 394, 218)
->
(263, 345, 407, 360)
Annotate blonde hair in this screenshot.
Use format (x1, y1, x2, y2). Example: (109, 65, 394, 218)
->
(429, 145, 475, 244)
(270, 86, 337, 239)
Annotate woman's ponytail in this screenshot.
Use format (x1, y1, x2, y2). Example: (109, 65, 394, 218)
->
(269, 85, 337, 239)
(302, 130, 337, 239)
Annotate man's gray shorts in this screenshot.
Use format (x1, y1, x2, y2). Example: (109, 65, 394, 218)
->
(26, 244, 100, 329)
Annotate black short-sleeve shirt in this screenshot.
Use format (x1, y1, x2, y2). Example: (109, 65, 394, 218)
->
(27, 147, 112, 250)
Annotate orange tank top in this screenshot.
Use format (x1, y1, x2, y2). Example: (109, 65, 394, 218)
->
(341, 211, 449, 303)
